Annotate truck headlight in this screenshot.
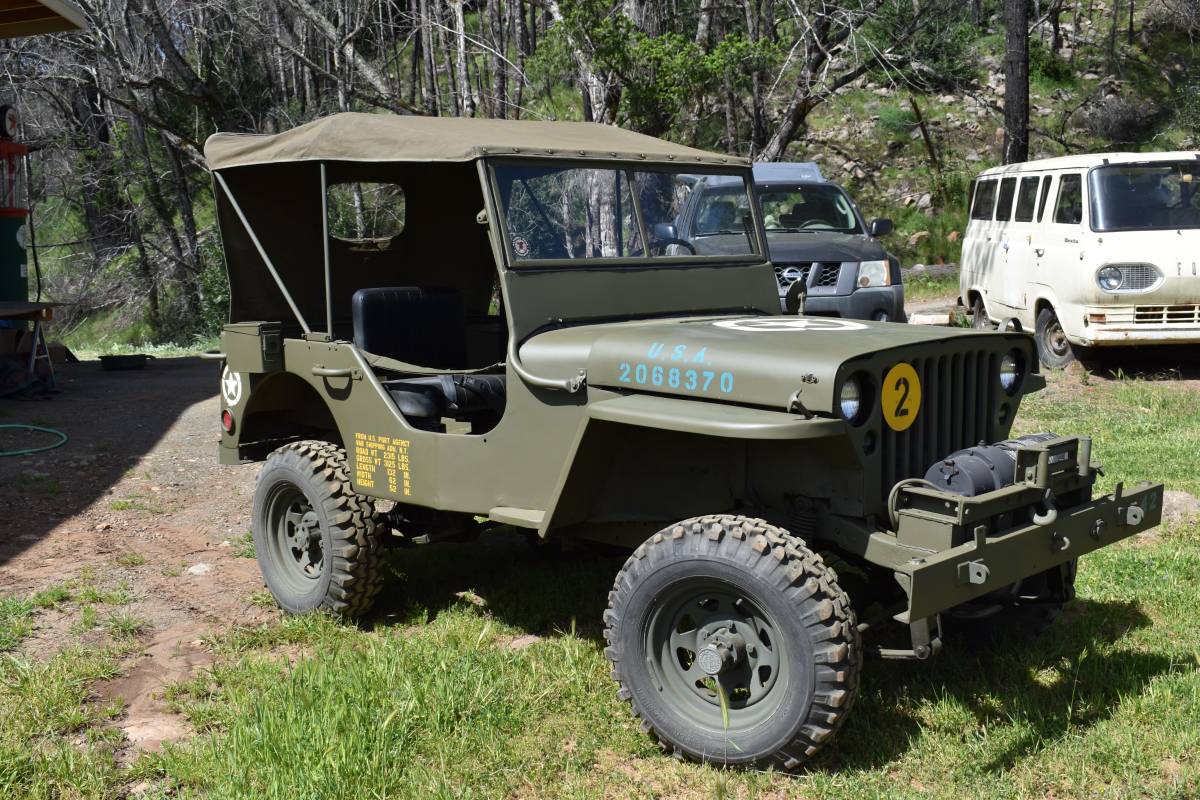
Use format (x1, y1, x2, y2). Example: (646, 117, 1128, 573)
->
(856, 260, 890, 288)
(1097, 266, 1122, 291)
(1000, 350, 1024, 394)
(839, 376, 864, 422)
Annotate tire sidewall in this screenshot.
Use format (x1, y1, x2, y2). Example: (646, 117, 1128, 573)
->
(972, 296, 992, 330)
(1035, 307, 1075, 369)
(252, 454, 337, 614)
(615, 546, 818, 765)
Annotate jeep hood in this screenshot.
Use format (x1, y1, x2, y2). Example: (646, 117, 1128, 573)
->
(519, 315, 1016, 415)
(765, 232, 886, 263)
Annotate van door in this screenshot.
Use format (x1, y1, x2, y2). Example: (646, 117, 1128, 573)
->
(963, 177, 999, 302)
(990, 176, 1018, 311)
(1037, 172, 1087, 319)
(999, 174, 1043, 309)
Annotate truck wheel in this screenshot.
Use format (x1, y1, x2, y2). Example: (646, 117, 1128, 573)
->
(1035, 307, 1075, 369)
(604, 515, 860, 769)
(252, 440, 384, 618)
(972, 296, 994, 330)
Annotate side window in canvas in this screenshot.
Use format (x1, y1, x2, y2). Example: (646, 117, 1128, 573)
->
(995, 177, 1017, 221)
(327, 182, 406, 244)
(970, 179, 997, 220)
(1053, 174, 1083, 225)
(1014, 176, 1040, 222)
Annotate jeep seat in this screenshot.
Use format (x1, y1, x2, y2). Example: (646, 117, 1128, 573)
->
(352, 286, 467, 368)
(382, 374, 506, 431)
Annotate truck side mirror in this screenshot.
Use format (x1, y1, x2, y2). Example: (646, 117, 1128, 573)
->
(652, 222, 678, 241)
(869, 218, 893, 237)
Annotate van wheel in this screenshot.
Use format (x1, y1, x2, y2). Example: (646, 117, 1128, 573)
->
(252, 440, 384, 618)
(604, 515, 860, 769)
(1035, 307, 1075, 369)
(971, 296, 994, 330)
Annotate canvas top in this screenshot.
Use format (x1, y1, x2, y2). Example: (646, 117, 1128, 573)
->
(204, 112, 748, 170)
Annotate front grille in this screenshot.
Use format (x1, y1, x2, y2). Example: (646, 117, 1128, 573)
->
(880, 352, 999, 499)
(814, 262, 842, 287)
(1107, 263, 1161, 291)
(773, 262, 813, 289)
(1135, 304, 1200, 324)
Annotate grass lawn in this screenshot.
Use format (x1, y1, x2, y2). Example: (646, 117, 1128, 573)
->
(3, 370, 1198, 799)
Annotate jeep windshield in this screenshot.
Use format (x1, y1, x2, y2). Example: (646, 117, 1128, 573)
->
(1089, 162, 1200, 232)
(756, 183, 861, 234)
(492, 162, 761, 264)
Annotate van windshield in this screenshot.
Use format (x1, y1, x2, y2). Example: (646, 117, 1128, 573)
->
(492, 162, 760, 264)
(1089, 162, 1200, 232)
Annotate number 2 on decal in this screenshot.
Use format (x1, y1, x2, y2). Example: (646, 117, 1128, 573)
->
(893, 376, 910, 417)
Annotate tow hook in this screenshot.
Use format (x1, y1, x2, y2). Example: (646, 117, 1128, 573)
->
(1032, 488, 1058, 526)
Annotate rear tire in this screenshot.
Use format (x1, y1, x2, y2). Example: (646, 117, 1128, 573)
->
(252, 440, 384, 618)
(972, 296, 994, 330)
(1035, 307, 1076, 369)
(604, 515, 860, 769)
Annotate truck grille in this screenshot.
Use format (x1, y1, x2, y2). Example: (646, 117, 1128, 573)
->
(1106, 263, 1161, 291)
(813, 262, 842, 287)
(1135, 304, 1200, 324)
(880, 351, 999, 495)
(773, 263, 812, 289)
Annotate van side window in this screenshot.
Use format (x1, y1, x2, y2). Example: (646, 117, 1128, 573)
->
(970, 180, 997, 220)
(1036, 176, 1053, 222)
(995, 178, 1017, 221)
(1053, 174, 1083, 224)
(1014, 176, 1039, 222)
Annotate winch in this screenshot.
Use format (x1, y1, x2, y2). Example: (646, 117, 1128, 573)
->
(922, 433, 1062, 497)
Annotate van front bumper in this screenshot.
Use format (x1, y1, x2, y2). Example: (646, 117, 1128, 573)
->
(1075, 304, 1200, 346)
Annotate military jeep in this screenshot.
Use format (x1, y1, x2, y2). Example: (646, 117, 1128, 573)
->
(204, 113, 1163, 769)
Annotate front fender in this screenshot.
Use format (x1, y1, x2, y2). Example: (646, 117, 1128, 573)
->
(587, 394, 845, 440)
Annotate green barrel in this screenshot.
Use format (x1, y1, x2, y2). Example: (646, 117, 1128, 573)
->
(0, 214, 27, 302)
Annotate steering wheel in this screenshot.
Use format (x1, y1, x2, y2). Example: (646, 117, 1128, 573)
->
(652, 237, 697, 255)
(800, 220, 834, 230)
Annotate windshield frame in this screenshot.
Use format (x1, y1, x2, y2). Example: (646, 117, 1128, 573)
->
(485, 157, 766, 270)
(753, 181, 865, 235)
(1087, 160, 1200, 233)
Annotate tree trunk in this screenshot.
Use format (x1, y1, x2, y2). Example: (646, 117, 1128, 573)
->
(451, 0, 477, 116)
(1003, 0, 1031, 163)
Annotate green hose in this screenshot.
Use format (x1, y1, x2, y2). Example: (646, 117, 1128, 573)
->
(0, 424, 68, 457)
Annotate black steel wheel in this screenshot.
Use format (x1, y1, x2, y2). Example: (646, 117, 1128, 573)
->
(604, 515, 860, 769)
(1035, 306, 1075, 369)
(252, 440, 384, 617)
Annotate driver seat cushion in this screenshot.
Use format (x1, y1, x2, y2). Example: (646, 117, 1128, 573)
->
(352, 286, 467, 369)
(383, 374, 507, 420)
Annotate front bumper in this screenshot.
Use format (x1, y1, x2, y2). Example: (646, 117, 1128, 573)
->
(1075, 304, 1200, 346)
(891, 437, 1163, 622)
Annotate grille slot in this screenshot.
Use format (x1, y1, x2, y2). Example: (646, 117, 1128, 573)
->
(879, 352, 997, 503)
(1135, 304, 1200, 324)
(813, 262, 842, 287)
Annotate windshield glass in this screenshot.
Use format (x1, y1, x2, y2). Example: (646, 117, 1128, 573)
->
(493, 163, 759, 263)
(1089, 162, 1200, 232)
(756, 183, 861, 233)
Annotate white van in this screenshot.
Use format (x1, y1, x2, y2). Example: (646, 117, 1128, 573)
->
(960, 152, 1200, 367)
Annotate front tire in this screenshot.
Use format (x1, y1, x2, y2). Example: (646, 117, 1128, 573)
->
(1035, 307, 1075, 369)
(251, 440, 384, 617)
(972, 296, 994, 330)
(604, 515, 860, 769)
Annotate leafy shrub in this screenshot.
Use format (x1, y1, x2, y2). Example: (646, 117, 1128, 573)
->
(1082, 96, 1160, 144)
(867, 0, 980, 91)
(1029, 38, 1073, 84)
(878, 104, 918, 138)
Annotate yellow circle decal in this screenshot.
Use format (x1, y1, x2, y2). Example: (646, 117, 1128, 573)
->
(882, 363, 921, 432)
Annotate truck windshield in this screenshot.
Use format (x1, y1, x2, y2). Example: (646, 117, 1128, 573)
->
(1089, 162, 1200, 232)
(756, 184, 862, 234)
(492, 162, 760, 263)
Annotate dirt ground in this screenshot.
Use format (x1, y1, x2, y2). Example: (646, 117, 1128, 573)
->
(0, 357, 271, 754)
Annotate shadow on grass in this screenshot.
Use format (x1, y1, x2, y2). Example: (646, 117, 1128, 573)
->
(367, 530, 1180, 772)
(370, 529, 625, 643)
(812, 598, 1177, 772)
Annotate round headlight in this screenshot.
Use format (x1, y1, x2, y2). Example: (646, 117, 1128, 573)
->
(1098, 266, 1123, 291)
(839, 377, 863, 422)
(1000, 350, 1023, 394)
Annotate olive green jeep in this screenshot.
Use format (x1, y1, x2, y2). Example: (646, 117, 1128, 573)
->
(204, 113, 1163, 769)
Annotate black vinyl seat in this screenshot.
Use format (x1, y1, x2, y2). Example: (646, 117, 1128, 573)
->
(351, 286, 506, 430)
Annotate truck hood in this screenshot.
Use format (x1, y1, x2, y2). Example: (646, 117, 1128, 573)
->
(519, 315, 1015, 415)
(765, 231, 886, 263)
